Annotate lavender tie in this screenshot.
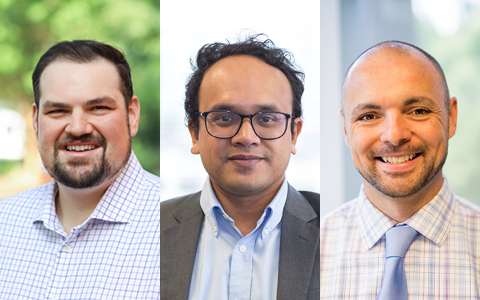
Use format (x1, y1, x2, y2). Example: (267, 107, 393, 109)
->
(377, 224, 418, 300)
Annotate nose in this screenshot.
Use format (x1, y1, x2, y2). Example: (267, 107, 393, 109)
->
(380, 112, 411, 146)
(231, 118, 261, 146)
(64, 110, 93, 136)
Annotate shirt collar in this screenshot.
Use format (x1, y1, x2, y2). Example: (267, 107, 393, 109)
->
(200, 176, 288, 239)
(32, 181, 59, 232)
(357, 175, 455, 250)
(33, 151, 144, 227)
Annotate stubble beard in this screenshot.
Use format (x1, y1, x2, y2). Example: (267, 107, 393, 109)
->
(356, 145, 448, 199)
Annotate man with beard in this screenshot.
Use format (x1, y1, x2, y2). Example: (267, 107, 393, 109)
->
(0, 40, 159, 298)
(320, 41, 480, 299)
(161, 36, 319, 300)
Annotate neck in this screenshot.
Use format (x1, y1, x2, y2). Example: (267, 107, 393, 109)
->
(55, 176, 115, 236)
(211, 178, 284, 236)
(364, 173, 444, 223)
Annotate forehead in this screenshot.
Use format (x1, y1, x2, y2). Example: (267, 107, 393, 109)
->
(198, 55, 292, 111)
(39, 58, 122, 106)
(343, 49, 445, 113)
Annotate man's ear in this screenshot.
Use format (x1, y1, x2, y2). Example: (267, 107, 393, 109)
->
(290, 118, 303, 155)
(32, 103, 38, 139)
(448, 97, 458, 139)
(340, 109, 350, 148)
(128, 96, 141, 137)
(188, 119, 200, 154)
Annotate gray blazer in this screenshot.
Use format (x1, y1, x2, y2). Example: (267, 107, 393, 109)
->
(160, 185, 320, 300)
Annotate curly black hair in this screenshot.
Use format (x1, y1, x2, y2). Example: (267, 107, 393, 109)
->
(185, 34, 305, 133)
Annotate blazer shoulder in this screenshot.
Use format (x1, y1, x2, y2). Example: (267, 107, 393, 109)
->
(285, 186, 319, 226)
(299, 190, 320, 217)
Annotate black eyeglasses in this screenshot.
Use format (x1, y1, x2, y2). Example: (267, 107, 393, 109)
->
(196, 110, 293, 140)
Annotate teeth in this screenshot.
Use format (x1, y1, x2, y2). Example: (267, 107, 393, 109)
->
(66, 145, 96, 152)
(381, 154, 415, 164)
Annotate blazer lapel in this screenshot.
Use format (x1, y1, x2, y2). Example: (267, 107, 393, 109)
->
(277, 186, 320, 300)
(161, 193, 204, 300)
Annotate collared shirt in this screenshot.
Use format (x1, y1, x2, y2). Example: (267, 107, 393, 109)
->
(0, 152, 159, 299)
(320, 177, 480, 300)
(188, 177, 288, 300)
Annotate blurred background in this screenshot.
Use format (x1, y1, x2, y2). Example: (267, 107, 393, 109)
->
(322, 0, 480, 217)
(160, 0, 320, 201)
(0, 0, 159, 200)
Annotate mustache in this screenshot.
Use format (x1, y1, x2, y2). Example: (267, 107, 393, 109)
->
(369, 145, 427, 158)
(54, 133, 107, 150)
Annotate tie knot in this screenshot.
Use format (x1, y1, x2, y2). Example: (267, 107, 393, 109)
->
(385, 224, 418, 258)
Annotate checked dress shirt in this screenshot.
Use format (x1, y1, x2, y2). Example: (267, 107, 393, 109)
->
(320, 177, 480, 300)
(0, 152, 159, 299)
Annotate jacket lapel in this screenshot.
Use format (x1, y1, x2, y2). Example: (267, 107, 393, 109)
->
(277, 186, 320, 300)
(161, 193, 204, 300)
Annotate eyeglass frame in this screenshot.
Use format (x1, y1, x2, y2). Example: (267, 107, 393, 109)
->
(195, 110, 294, 140)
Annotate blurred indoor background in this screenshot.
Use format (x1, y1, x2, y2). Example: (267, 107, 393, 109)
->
(0, 0, 159, 200)
(160, 0, 320, 201)
(322, 0, 480, 217)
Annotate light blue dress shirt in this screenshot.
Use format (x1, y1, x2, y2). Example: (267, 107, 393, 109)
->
(188, 177, 288, 300)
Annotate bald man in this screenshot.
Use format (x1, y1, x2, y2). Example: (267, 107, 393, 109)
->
(320, 41, 480, 299)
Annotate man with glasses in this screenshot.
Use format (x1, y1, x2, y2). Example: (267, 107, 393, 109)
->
(161, 35, 320, 300)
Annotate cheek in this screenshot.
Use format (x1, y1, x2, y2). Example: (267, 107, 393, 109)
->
(270, 140, 292, 167)
(349, 130, 370, 155)
(416, 120, 448, 146)
(38, 120, 60, 144)
(198, 135, 223, 160)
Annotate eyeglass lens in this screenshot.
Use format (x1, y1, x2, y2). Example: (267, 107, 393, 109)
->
(205, 111, 288, 139)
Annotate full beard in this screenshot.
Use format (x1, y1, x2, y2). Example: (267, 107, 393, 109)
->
(48, 133, 130, 189)
(52, 149, 112, 189)
(357, 145, 448, 198)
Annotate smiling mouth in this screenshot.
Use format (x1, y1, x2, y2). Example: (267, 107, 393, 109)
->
(378, 154, 420, 164)
(65, 145, 98, 152)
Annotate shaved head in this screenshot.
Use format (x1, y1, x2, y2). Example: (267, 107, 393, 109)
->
(342, 41, 450, 112)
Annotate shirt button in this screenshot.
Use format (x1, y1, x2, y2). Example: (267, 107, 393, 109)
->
(263, 228, 269, 235)
(63, 245, 72, 253)
(213, 226, 218, 233)
(239, 245, 247, 252)
(223, 214, 228, 220)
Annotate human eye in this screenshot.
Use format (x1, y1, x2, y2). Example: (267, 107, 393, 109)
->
(411, 108, 430, 115)
(92, 105, 110, 110)
(91, 105, 111, 113)
(358, 114, 377, 121)
(89, 105, 113, 115)
(45, 108, 68, 116)
(256, 113, 281, 127)
(210, 112, 237, 127)
(260, 116, 274, 123)
(219, 115, 234, 122)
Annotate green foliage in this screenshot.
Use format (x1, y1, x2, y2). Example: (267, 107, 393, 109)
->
(0, 160, 21, 175)
(0, 0, 159, 175)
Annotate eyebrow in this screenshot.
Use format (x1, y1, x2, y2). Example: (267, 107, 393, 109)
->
(350, 103, 381, 117)
(41, 101, 70, 111)
(85, 97, 117, 106)
(210, 103, 280, 112)
(404, 97, 438, 107)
